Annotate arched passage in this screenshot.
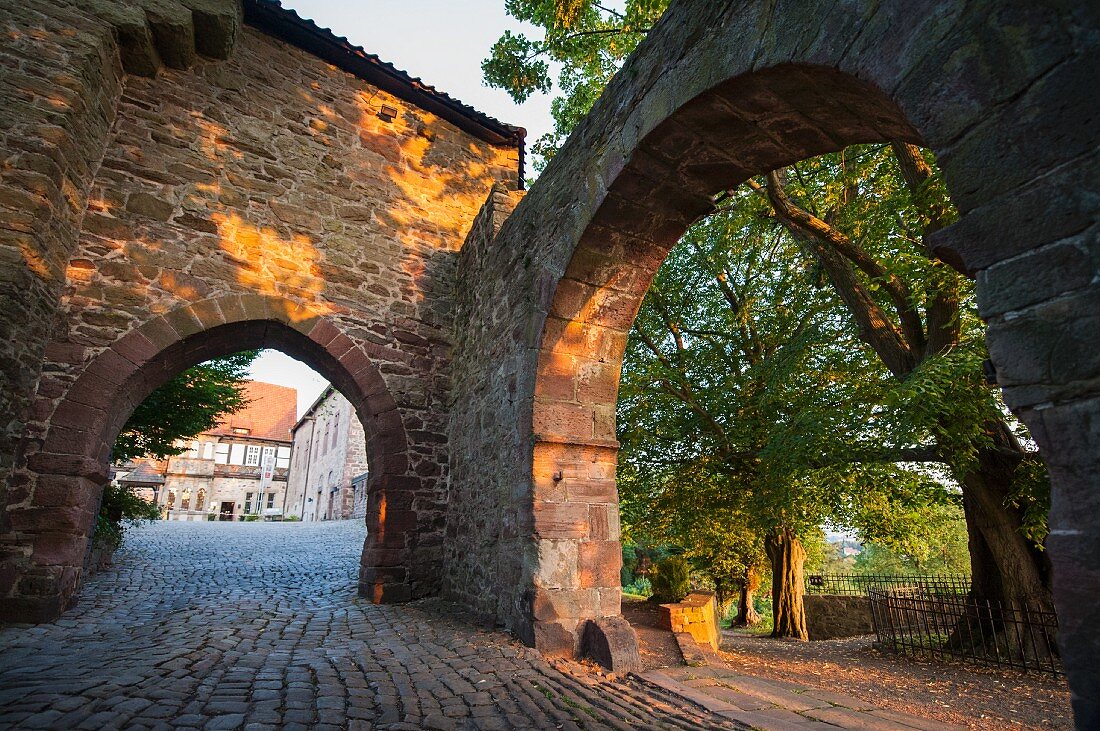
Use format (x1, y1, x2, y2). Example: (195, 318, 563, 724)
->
(447, 0, 1096, 719)
(7, 294, 422, 620)
(529, 64, 925, 652)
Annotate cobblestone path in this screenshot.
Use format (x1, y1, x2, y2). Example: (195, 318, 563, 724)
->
(0, 521, 740, 730)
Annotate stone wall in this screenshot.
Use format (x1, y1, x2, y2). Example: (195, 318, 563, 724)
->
(0, 0, 125, 518)
(285, 388, 370, 521)
(448, 0, 1099, 718)
(0, 1, 519, 621)
(658, 592, 721, 653)
(445, 184, 528, 629)
(804, 595, 874, 641)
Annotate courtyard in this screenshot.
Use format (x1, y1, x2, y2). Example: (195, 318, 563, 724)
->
(0, 521, 737, 730)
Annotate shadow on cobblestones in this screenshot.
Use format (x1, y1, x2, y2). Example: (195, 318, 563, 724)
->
(0, 521, 738, 730)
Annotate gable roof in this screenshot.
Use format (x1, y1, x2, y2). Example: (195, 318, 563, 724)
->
(244, 0, 526, 150)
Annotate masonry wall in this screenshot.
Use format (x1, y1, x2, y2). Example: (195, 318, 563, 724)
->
(445, 184, 528, 629)
(448, 0, 1100, 709)
(0, 2, 520, 618)
(0, 1, 124, 516)
(285, 389, 370, 521)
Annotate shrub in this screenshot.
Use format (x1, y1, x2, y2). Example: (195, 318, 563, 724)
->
(650, 556, 691, 603)
(244, 514, 259, 522)
(93, 483, 160, 549)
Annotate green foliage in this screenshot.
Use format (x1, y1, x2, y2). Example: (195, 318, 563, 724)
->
(113, 351, 259, 462)
(484, 0, 669, 168)
(615, 143, 1047, 596)
(1006, 454, 1052, 547)
(93, 482, 160, 549)
(649, 555, 691, 603)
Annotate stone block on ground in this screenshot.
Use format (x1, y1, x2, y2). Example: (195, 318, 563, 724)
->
(580, 616, 642, 673)
(659, 591, 720, 652)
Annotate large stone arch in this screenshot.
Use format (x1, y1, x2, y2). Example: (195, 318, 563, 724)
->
(6, 294, 420, 621)
(448, 0, 1097, 720)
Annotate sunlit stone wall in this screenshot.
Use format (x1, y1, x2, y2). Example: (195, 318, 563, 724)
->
(0, 2, 519, 621)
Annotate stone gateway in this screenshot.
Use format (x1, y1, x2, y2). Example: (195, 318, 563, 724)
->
(0, 0, 1096, 725)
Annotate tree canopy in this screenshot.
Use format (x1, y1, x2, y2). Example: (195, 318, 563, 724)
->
(113, 350, 258, 462)
(484, 0, 666, 168)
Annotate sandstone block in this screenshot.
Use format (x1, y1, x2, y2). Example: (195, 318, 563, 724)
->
(581, 616, 642, 672)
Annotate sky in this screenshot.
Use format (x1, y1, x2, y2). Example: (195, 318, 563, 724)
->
(247, 1, 556, 417)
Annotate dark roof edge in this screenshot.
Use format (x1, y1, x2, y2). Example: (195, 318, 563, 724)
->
(243, 0, 526, 149)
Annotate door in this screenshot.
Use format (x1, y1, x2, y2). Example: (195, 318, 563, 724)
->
(219, 502, 235, 521)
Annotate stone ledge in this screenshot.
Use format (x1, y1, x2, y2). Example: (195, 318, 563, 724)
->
(86, 0, 242, 76)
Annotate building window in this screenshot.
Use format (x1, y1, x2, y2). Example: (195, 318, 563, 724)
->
(244, 492, 254, 513)
(261, 446, 276, 467)
(214, 443, 229, 465)
(203, 442, 215, 460)
(245, 445, 261, 466)
(166, 490, 176, 509)
(196, 488, 206, 511)
(266, 492, 276, 509)
(181, 489, 191, 510)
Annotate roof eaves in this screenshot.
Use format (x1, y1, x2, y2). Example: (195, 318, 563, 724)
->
(243, 0, 526, 150)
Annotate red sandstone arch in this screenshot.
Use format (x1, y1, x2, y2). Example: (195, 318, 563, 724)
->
(446, 7, 1095, 715)
(14, 294, 420, 620)
(524, 65, 930, 655)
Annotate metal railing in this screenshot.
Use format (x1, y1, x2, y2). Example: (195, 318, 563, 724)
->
(805, 573, 971, 596)
(868, 587, 1062, 676)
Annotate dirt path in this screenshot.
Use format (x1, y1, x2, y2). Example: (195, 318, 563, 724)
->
(718, 630, 1073, 730)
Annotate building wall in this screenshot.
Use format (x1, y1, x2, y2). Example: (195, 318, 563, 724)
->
(156, 435, 291, 521)
(285, 388, 369, 521)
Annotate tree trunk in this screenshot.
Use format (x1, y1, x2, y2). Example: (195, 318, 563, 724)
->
(735, 565, 762, 627)
(765, 528, 808, 640)
(960, 423, 1052, 610)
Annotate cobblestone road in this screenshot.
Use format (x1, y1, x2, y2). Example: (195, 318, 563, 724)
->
(0, 521, 740, 730)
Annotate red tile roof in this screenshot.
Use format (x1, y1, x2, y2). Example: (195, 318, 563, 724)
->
(207, 381, 298, 442)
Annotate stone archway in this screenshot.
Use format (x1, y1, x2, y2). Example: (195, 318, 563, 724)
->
(527, 65, 923, 646)
(447, 0, 1097, 720)
(4, 294, 419, 621)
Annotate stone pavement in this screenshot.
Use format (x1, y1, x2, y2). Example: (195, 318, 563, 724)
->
(0, 520, 742, 730)
(638, 665, 962, 731)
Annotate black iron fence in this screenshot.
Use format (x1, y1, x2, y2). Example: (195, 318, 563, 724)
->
(805, 573, 971, 596)
(868, 588, 1062, 676)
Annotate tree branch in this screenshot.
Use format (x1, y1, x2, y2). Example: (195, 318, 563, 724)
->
(756, 172, 918, 378)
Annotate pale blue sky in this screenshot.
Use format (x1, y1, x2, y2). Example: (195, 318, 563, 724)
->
(248, 1, 555, 416)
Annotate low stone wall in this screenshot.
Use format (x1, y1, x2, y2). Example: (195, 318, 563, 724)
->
(805, 595, 873, 640)
(659, 592, 721, 652)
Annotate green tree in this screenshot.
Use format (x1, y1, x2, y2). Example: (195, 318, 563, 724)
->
(113, 350, 259, 462)
(751, 145, 1050, 611)
(483, 0, 666, 169)
(616, 196, 959, 639)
